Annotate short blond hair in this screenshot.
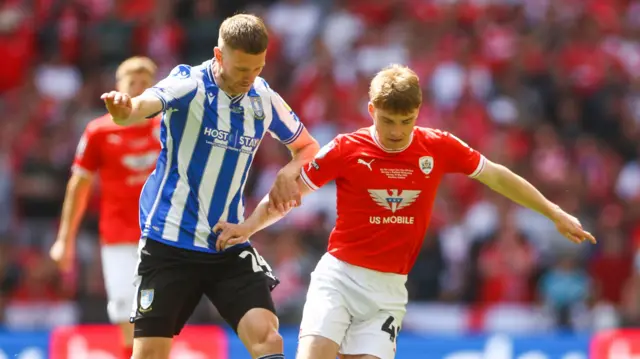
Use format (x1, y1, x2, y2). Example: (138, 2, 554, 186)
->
(369, 64, 422, 114)
(115, 56, 157, 81)
(219, 14, 269, 54)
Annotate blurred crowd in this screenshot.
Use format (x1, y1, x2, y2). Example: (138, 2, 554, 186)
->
(1, 0, 640, 332)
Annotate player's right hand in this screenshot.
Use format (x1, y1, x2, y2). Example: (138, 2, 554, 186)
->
(213, 221, 251, 251)
(101, 91, 132, 121)
(49, 239, 74, 273)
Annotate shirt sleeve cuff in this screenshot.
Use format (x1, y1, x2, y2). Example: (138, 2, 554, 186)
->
(468, 155, 487, 178)
(300, 167, 319, 191)
(144, 88, 168, 112)
(281, 122, 304, 145)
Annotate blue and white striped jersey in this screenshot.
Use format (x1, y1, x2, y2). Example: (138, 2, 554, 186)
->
(139, 60, 304, 253)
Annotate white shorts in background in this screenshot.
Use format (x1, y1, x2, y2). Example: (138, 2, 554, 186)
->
(299, 253, 408, 359)
(100, 244, 139, 323)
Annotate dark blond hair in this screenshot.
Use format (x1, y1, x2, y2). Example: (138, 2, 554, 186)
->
(369, 64, 422, 114)
(219, 14, 269, 54)
(115, 56, 157, 81)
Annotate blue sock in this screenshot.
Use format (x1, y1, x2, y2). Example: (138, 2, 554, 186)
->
(257, 355, 284, 359)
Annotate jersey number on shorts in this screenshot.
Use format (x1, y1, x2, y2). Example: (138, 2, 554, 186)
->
(381, 315, 400, 343)
(240, 248, 276, 280)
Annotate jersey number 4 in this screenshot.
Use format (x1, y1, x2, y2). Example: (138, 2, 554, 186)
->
(381, 315, 400, 343)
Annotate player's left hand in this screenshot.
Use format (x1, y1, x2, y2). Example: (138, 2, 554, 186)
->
(269, 164, 301, 215)
(213, 221, 251, 251)
(551, 209, 596, 245)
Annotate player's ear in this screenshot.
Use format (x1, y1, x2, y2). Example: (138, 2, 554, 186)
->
(367, 102, 376, 120)
(214, 47, 222, 64)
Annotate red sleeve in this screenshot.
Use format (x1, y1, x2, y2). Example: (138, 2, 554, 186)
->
(437, 130, 486, 177)
(72, 126, 101, 175)
(300, 136, 343, 190)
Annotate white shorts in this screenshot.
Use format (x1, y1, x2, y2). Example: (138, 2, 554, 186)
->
(100, 243, 139, 323)
(299, 253, 408, 359)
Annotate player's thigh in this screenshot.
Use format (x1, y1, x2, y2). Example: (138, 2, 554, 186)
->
(131, 239, 203, 338)
(204, 246, 279, 333)
(341, 310, 404, 359)
(100, 243, 139, 323)
(299, 270, 352, 347)
(296, 335, 341, 359)
(204, 246, 282, 355)
(207, 273, 276, 333)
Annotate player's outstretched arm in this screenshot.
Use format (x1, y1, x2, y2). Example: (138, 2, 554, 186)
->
(50, 173, 94, 272)
(474, 159, 596, 245)
(100, 91, 162, 126)
(213, 177, 314, 251)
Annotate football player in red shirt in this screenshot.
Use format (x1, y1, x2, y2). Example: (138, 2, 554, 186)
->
(214, 64, 596, 359)
(50, 57, 161, 359)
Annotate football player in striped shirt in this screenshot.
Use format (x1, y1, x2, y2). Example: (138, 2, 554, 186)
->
(101, 14, 319, 359)
(213, 64, 596, 359)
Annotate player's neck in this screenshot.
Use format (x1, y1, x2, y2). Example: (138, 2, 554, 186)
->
(370, 126, 413, 153)
(212, 60, 242, 98)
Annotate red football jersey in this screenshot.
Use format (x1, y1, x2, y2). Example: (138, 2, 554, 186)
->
(73, 114, 161, 246)
(301, 126, 486, 274)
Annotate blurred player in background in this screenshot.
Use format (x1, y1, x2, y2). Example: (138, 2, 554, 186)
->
(100, 14, 319, 359)
(50, 56, 161, 359)
(214, 64, 597, 359)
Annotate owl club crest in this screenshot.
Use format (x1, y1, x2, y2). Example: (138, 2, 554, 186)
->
(139, 289, 154, 312)
(250, 97, 265, 120)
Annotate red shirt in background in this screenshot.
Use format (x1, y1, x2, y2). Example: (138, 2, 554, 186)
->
(73, 115, 161, 246)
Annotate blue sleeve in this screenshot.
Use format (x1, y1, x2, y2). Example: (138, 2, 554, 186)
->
(143, 64, 198, 113)
(267, 90, 304, 145)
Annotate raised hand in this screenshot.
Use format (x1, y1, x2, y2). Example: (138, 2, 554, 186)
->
(101, 91, 133, 121)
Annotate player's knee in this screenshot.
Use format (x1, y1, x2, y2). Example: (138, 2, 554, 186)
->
(238, 308, 283, 355)
(251, 329, 283, 355)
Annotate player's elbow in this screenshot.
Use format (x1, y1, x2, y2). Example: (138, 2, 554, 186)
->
(65, 173, 93, 201)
